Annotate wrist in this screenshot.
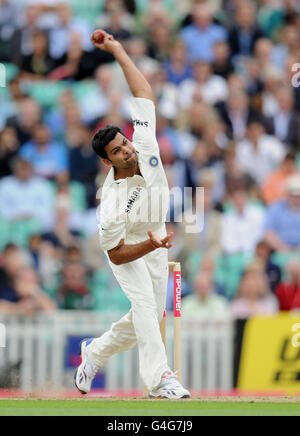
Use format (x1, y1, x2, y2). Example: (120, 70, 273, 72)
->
(112, 44, 126, 58)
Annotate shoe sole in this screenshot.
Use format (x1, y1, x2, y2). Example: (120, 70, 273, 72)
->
(149, 394, 190, 400)
(74, 338, 91, 395)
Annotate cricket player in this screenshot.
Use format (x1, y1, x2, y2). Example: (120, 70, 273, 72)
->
(75, 31, 190, 399)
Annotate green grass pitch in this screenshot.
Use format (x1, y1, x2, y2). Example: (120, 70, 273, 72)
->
(0, 398, 300, 416)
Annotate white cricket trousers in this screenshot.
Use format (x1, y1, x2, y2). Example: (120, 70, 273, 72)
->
(91, 248, 170, 391)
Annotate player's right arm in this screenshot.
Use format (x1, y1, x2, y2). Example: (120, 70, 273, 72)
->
(90, 30, 153, 101)
(108, 231, 173, 265)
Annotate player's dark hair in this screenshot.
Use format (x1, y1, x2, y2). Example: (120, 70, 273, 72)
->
(92, 125, 124, 160)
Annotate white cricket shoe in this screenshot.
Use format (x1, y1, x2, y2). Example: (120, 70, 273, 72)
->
(74, 339, 100, 395)
(149, 370, 191, 399)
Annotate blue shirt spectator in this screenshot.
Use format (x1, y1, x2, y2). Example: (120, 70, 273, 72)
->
(163, 60, 192, 86)
(264, 200, 300, 249)
(264, 175, 300, 250)
(180, 4, 227, 62)
(20, 123, 68, 179)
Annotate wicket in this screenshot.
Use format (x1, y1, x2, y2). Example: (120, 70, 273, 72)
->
(143, 261, 182, 397)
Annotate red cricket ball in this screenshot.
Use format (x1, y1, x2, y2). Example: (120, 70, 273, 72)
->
(92, 30, 104, 43)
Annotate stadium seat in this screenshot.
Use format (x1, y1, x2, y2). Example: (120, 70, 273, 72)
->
(0, 218, 12, 250)
(91, 270, 130, 312)
(73, 81, 99, 101)
(49, 181, 87, 211)
(1, 63, 19, 82)
(215, 253, 253, 300)
(26, 81, 68, 109)
(9, 219, 43, 248)
(271, 252, 300, 279)
(69, 182, 87, 211)
(187, 250, 253, 300)
(69, 0, 104, 25)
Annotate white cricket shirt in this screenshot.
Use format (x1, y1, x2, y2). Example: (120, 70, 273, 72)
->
(98, 97, 170, 252)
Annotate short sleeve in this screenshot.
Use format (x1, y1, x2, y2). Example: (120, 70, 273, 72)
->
(99, 219, 126, 252)
(130, 97, 159, 154)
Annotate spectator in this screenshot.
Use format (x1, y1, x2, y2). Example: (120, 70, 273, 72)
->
(7, 97, 42, 145)
(221, 145, 256, 200)
(0, 127, 20, 178)
(181, 172, 222, 256)
(235, 120, 285, 185)
(255, 240, 282, 292)
(163, 39, 192, 86)
(69, 125, 100, 208)
(180, 3, 227, 63)
(215, 89, 263, 141)
(182, 271, 230, 321)
(0, 245, 55, 315)
(272, 24, 300, 72)
(12, 267, 56, 313)
(261, 152, 297, 205)
(147, 23, 173, 63)
(104, 8, 132, 42)
(231, 261, 278, 319)
(0, 244, 28, 304)
(0, 158, 55, 230)
(78, 64, 129, 125)
(56, 262, 93, 310)
(228, 1, 265, 60)
(20, 31, 55, 80)
(0, 266, 56, 315)
(0, 0, 21, 62)
(276, 260, 300, 311)
(221, 186, 265, 255)
(97, 0, 135, 32)
(20, 123, 68, 181)
(253, 37, 275, 74)
(49, 3, 92, 60)
(48, 32, 96, 81)
(9, 4, 41, 63)
(260, 67, 284, 117)
(267, 85, 300, 149)
(212, 40, 234, 79)
(284, 55, 300, 113)
(264, 174, 300, 252)
(179, 60, 229, 108)
(43, 181, 84, 249)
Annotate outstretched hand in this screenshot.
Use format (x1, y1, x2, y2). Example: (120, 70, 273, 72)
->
(90, 30, 122, 55)
(148, 230, 174, 249)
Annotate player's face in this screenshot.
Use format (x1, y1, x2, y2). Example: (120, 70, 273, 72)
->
(104, 133, 138, 169)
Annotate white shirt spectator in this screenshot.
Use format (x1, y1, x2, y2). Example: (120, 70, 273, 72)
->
(236, 134, 286, 185)
(179, 75, 229, 108)
(221, 205, 265, 254)
(0, 175, 55, 231)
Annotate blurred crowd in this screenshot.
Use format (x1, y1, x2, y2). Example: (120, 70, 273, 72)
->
(0, 0, 300, 319)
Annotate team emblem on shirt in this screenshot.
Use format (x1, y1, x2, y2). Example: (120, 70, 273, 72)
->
(149, 157, 159, 167)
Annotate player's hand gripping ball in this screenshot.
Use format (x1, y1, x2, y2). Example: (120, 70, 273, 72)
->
(92, 30, 104, 44)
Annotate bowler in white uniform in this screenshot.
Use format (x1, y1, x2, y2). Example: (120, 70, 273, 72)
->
(75, 30, 190, 399)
